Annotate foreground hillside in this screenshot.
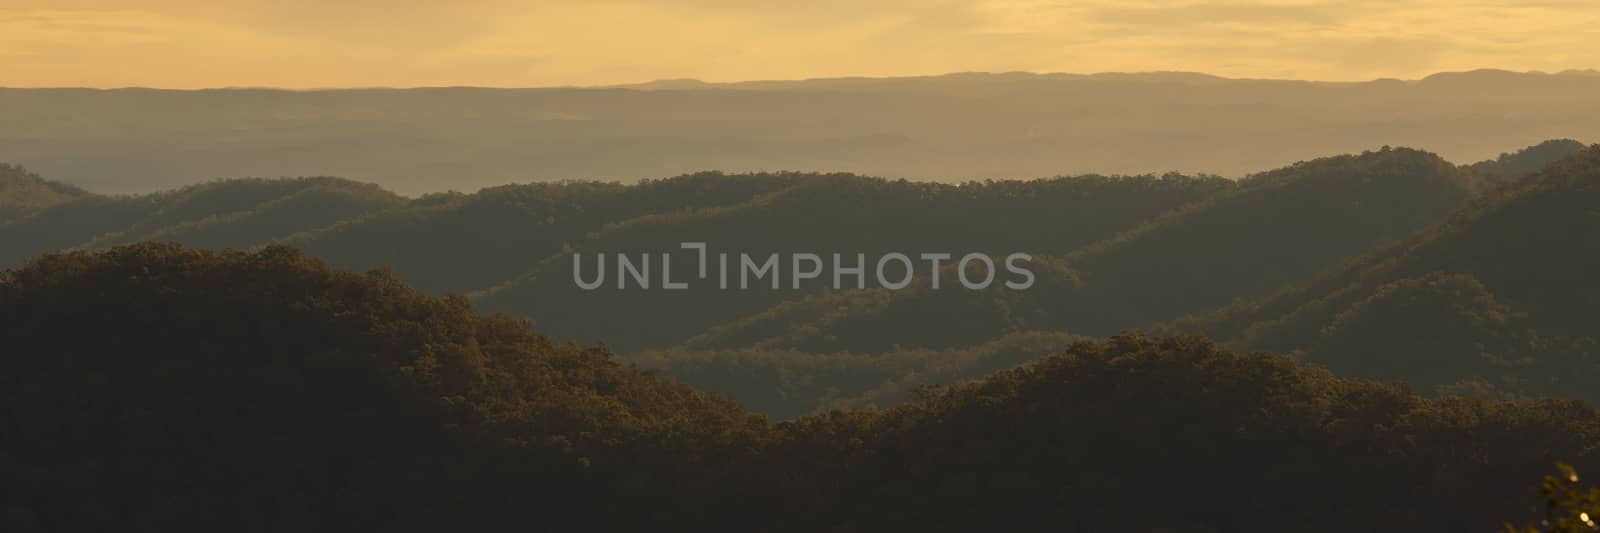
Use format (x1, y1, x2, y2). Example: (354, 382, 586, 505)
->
(0, 244, 767, 532)
(3, 244, 1598, 532)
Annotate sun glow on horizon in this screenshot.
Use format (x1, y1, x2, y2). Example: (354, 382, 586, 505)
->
(2, 0, 1598, 88)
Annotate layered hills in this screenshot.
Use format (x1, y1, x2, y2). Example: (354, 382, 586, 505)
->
(3, 244, 1595, 531)
(3, 140, 1594, 418)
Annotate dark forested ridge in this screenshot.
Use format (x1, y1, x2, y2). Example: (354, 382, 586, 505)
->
(0, 244, 766, 532)
(3, 244, 1597, 532)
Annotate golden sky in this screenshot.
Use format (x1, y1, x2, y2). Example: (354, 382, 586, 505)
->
(3, 0, 1598, 88)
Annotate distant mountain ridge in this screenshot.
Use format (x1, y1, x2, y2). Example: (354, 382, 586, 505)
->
(617, 68, 1600, 91)
(4, 69, 1597, 194)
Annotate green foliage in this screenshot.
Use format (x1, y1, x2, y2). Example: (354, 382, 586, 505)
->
(1508, 464, 1600, 532)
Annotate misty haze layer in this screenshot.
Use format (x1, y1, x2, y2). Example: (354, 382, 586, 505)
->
(4, 69, 1599, 194)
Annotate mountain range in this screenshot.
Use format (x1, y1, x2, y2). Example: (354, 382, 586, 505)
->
(6, 70, 1600, 194)
(5, 135, 1600, 530)
(3, 138, 1594, 418)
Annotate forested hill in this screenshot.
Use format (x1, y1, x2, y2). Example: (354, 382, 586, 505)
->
(4, 243, 1598, 532)
(1174, 144, 1600, 400)
(1466, 139, 1589, 182)
(650, 145, 1599, 416)
(676, 146, 1482, 355)
(280, 173, 817, 294)
(0, 163, 88, 223)
(0, 175, 404, 268)
(473, 172, 1231, 349)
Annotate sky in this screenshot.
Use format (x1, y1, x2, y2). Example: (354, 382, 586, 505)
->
(3, 0, 1598, 88)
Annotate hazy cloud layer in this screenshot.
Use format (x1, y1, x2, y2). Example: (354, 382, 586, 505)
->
(2, 0, 1598, 87)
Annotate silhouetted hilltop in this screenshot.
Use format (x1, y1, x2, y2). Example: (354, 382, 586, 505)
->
(0, 176, 403, 267)
(283, 172, 809, 294)
(0, 164, 88, 222)
(0, 243, 765, 532)
(1466, 139, 1588, 181)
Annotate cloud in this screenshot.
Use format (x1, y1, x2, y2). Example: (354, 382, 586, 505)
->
(1087, 1, 1357, 27)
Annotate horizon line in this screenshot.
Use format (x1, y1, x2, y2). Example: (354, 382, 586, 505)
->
(4, 67, 1599, 92)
